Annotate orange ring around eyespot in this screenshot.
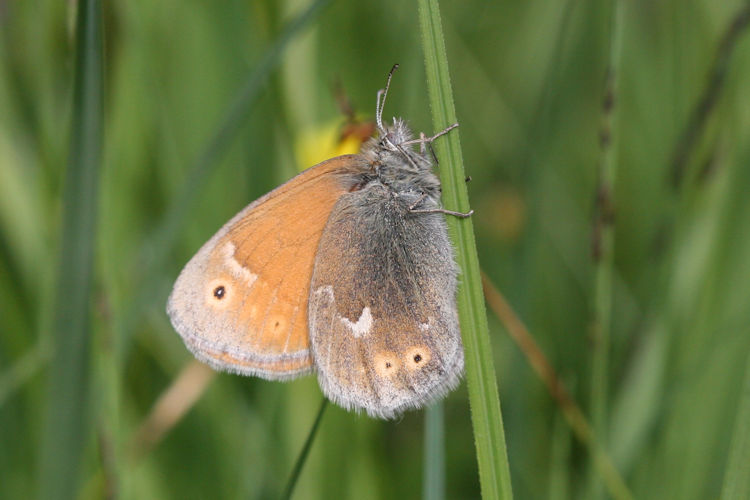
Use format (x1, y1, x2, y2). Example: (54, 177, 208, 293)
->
(404, 345, 431, 371)
(373, 351, 401, 378)
(206, 277, 234, 310)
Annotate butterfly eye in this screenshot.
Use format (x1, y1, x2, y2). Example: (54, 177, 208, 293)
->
(213, 285, 226, 299)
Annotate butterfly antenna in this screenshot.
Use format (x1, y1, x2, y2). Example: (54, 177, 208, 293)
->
(376, 64, 399, 134)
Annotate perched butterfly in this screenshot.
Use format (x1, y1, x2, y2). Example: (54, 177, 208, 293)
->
(167, 65, 471, 418)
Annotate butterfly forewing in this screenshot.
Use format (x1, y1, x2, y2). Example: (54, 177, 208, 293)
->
(167, 156, 361, 380)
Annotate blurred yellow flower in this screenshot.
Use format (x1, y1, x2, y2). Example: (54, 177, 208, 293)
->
(295, 117, 375, 171)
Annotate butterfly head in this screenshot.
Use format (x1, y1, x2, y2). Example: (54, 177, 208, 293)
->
(356, 65, 441, 196)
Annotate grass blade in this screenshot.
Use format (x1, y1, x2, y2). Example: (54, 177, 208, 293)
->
(37, 1, 103, 498)
(417, 0, 513, 498)
(281, 398, 328, 500)
(129, 360, 216, 462)
(423, 403, 445, 500)
(149, 0, 332, 260)
(0, 339, 50, 408)
(116, 0, 332, 351)
(482, 275, 633, 500)
(669, 2, 750, 188)
(720, 352, 750, 499)
(589, 0, 624, 496)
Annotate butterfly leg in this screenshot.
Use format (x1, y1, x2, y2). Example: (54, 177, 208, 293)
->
(408, 193, 474, 219)
(402, 122, 459, 148)
(403, 123, 459, 165)
(410, 207, 474, 218)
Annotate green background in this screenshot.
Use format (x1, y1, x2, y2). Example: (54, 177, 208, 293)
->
(1, 0, 749, 498)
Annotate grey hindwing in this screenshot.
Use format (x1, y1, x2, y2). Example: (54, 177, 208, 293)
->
(308, 183, 464, 419)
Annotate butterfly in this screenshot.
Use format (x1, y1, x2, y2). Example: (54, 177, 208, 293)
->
(167, 65, 470, 419)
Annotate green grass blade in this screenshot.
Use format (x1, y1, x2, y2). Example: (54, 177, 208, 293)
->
(37, 1, 103, 498)
(720, 352, 750, 499)
(117, 0, 331, 350)
(281, 398, 328, 500)
(589, 0, 624, 496)
(417, 1, 513, 498)
(423, 403, 445, 500)
(149, 0, 332, 258)
(0, 339, 50, 408)
(669, 2, 750, 188)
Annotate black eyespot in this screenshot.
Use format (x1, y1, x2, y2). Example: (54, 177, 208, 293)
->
(413, 354, 422, 363)
(385, 362, 392, 369)
(213, 285, 226, 299)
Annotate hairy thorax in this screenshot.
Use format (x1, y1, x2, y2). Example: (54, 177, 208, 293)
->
(359, 119, 442, 201)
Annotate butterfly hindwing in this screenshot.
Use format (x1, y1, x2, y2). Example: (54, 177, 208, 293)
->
(308, 183, 464, 418)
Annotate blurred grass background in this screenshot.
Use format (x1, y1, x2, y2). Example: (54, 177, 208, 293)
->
(2, 0, 750, 499)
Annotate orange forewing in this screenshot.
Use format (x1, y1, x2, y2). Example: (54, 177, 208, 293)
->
(167, 155, 362, 379)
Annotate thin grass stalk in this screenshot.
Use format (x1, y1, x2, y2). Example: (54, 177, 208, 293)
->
(0, 338, 50, 408)
(482, 275, 633, 500)
(37, 0, 103, 498)
(549, 409, 572, 500)
(417, 0, 513, 498)
(423, 403, 445, 500)
(523, 0, 578, 166)
(129, 360, 216, 462)
(280, 398, 328, 500)
(650, 2, 750, 292)
(670, 2, 750, 188)
(589, 0, 625, 497)
(93, 314, 124, 498)
(719, 350, 750, 499)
